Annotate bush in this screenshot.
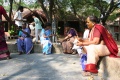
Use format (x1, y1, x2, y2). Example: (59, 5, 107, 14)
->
(8, 26, 15, 35)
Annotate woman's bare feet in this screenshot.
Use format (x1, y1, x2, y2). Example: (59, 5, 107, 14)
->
(82, 71, 98, 76)
(82, 72, 91, 76)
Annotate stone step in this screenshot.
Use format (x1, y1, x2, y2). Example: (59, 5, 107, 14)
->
(7, 42, 63, 54)
(99, 45, 120, 80)
(99, 56, 120, 80)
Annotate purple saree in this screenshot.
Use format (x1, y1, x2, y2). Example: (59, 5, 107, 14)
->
(17, 28, 33, 54)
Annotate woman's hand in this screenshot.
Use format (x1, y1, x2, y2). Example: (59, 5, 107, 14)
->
(61, 39, 65, 42)
(51, 34, 56, 36)
(76, 41, 83, 46)
(68, 34, 72, 37)
(20, 37, 24, 40)
(77, 37, 83, 42)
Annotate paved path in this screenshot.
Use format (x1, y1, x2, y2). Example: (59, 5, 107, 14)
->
(0, 53, 104, 80)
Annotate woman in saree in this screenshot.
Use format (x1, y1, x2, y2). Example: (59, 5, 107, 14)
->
(0, 6, 18, 59)
(61, 23, 78, 54)
(77, 16, 119, 76)
(40, 23, 54, 55)
(17, 23, 33, 55)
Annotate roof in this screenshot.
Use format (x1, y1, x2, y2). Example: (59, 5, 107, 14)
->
(22, 8, 46, 20)
(2, 8, 47, 22)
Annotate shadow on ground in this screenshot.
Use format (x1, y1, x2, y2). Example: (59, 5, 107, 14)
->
(0, 53, 86, 80)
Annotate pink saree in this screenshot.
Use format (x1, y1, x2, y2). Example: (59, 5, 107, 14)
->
(0, 6, 10, 59)
(0, 26, 10, 58)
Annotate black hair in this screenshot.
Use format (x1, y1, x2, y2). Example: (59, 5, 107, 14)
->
(44, 22, 51, 28)
(22, 22, 31, 32)
(88, 16, 99, 23)
(17, 6, 24, 11)
(84, 25, 88, 29)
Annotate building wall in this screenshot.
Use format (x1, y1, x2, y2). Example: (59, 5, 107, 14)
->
(108, 25, 120, 41)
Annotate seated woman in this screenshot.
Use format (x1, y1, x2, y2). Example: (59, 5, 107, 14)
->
(77, 16, 119, 76)
(40, 23, 55, 55)
(61, 23, 78, 54)
(17, 23, 33, 55)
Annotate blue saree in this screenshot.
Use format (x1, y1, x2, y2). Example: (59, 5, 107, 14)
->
(17, 28, 33, 54)
(80, 54, 87, 70)
(40, 29, 52, 55)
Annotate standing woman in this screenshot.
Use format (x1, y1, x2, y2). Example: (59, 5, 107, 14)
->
(77, 16, 119, 76)
(32, 15, 42, 44)
(0, 6, 17, 59)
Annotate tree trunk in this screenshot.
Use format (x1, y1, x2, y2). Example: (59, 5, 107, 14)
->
(49, 0, 54, 23)
(101, 13, 110, 26)
(8, 0, 13, 30)
(38, 0, 50, 22)
(19, 0, 21, 6)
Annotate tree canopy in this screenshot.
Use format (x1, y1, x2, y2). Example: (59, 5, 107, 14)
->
(2, 0, 120, 25)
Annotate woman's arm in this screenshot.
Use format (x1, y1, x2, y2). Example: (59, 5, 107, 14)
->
(20, 30, 28, 35)
(43, 33, 55, 38)
(18, 31, 24, 40)
(20, 29, 30, 37)
(77, 37, 100, 46)
(43, 34, 48, 38)
(62, 34, 72, 42)
(3, 12, 18, 28)
(77, 26, 102, 46)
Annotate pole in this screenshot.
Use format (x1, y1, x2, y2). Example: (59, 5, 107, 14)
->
(52, 17, 57, 43)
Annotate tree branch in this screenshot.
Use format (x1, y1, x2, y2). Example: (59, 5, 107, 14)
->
(37, 0, 50, 22)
